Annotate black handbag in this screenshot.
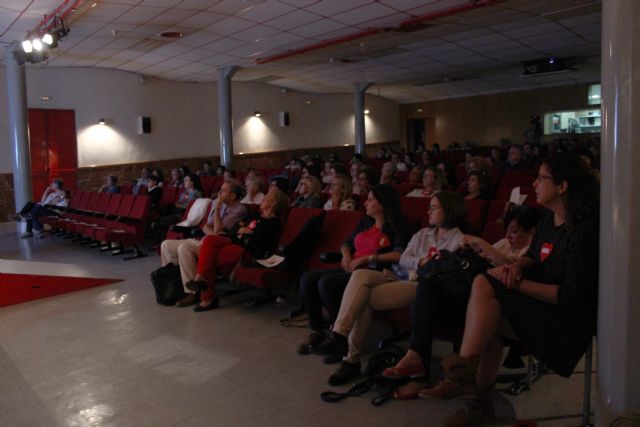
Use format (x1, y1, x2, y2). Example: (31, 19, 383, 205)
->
(150, 263, 186, 306)
(417, 246, 491, 282)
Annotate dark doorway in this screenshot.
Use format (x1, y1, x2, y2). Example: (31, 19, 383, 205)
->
(28, 109, 78, 200)
(407, 118, 425, 152)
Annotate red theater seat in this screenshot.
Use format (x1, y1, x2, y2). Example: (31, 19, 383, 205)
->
(233, 207, 325, 289)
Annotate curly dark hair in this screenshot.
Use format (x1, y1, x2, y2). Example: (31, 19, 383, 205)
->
(503, 204, 539, 231)
(542, 153, 599, 229)
(370, 184, 404, 233)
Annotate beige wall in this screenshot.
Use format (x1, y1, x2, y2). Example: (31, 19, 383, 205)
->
(0, 67, 399, 172)
(400, 83, 597, 148)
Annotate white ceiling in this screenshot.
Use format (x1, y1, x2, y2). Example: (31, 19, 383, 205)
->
(0, 0, 602, 103)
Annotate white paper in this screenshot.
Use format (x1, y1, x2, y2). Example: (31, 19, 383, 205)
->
(509, 187, 527, 205)
(255, 254, 286, 268)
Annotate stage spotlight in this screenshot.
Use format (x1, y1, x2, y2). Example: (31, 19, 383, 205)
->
(22, 40, 33, 53)
(32, 38, 44, 51)
(42, 33, 53, 45)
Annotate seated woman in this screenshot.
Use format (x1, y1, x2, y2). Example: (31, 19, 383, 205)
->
(10, 179, 67, 238)
(292, 176, 323, 208)
(323, 174, 356, 211)
(418, 154, 599, 426)
(312, 192, 467, 385)
(168, 168, 183, 188)
(407, 165, 425, 187)
(354, 167, 379, 198)
(185, 190, 289, 312)
(384, 204, 538, 397)
(240, 176, 265, 205)
(463, 171, 491, 201)
(153, 174, 204, 231)
(405, 167, 446, 198)
(147, 175, 163, 210)
(297, 184, 406, 355)
(98, 175, 120, 193)
(380, 161, 397, 185)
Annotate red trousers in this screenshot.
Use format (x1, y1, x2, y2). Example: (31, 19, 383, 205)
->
(196, 234, 245, 302)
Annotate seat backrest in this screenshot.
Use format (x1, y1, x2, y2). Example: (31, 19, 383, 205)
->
(393, 183, 416, 197)
(308, 210, 365, 270)
(120, 183, 134, 195)
(68, 191, 83, 209)
(200, 176, 216, 195)
(128, 195, 151, 220)
(482, 221, 505, 245)
(86, 192, 102, 211)
(278, 207, 324, 247)
(486, 199, 508, 223)
(115, 194, 135, 217)
(77, 191, 92, 210)
(105, 193, 123, 215)
(500, 171, 536, 187)
(400, 196, 430, 235)
(463, 198, 488, 236)
(95, 192, 112, 214)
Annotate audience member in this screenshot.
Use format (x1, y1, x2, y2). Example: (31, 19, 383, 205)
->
(463, 171, 491, 201)
(184, 190, 288, 311)
(10, 179, 67, 238)
(324, 174, 355, 211)
(160, 181, 248, 307)
(297, 184, 406, 355)
(98, 175, 120, 194)
(147, 175, 163, 209)
(241, 176, 265, 205)
(406, 167, 445, 198)
(312, 191, 466, 385)
(380, 162, 397, 185)
(292, 176, 323, 208)
(418, 154, 599, 426)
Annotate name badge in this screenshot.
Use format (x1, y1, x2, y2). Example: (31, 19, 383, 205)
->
(427, 246, 438, 260)
(540, 243, 554, 262)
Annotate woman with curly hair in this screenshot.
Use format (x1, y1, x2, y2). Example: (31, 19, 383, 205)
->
(418, 153, 599, 426)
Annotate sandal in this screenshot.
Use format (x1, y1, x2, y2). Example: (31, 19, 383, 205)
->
(382, 364, 425, 380)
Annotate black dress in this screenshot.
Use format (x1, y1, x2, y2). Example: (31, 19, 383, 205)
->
(488, 210, 599, 377)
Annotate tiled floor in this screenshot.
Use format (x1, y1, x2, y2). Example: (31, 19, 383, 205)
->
(0, 222, 593, 426)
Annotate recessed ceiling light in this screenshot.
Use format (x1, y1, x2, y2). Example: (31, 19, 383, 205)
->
(417, 108, 423, 112)
(40, 95, 52, 101)
(305, 100, 312, 105)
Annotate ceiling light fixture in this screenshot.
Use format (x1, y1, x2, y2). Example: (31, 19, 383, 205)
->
(363, 109, 370, 115)
(254, 111, 261, 117)
(98, 118, 106, 125)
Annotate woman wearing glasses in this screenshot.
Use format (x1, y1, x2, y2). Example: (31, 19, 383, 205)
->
(312, 192, 467, 386)
(421, 154, 599, 426)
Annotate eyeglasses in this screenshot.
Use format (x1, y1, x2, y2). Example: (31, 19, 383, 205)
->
(536, 174, 554, 181)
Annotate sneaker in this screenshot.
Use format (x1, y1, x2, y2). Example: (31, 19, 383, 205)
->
(444, 398, 496, 427)
(310, 332, 348, 357)
(21, 232, 34, 238)
(35, 231, 47, 238)
(329, 361, 361, 386)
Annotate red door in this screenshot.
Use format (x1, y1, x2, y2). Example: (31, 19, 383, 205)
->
(28, 109, 78, 200)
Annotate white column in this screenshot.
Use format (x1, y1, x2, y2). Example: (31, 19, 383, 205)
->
(4, 42, 33, 211)
(354, 82, 372, 155)
(597, 0, 640, 425)
(217, 66, 238, 168)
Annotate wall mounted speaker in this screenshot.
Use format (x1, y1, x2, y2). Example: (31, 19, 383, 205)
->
(278, 111, 290, 127)
(137, 116, 151, 134)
